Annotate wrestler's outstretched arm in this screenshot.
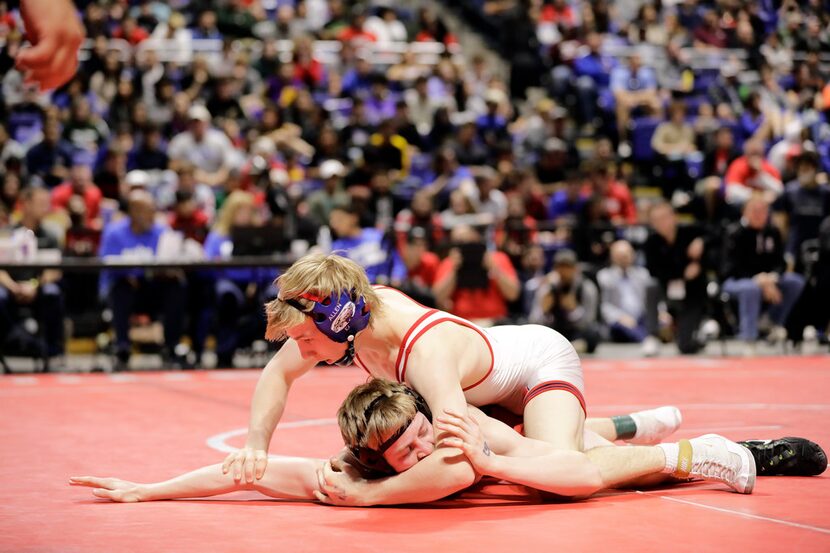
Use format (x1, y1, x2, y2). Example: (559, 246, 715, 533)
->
(70, 457, 325, 503)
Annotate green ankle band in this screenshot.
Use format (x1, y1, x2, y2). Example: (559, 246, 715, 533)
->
(611, 415, 637, 440)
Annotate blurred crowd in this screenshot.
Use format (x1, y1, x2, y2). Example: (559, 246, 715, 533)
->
(1, 0, 829, 369)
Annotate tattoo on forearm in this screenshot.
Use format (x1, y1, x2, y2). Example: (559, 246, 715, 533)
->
(483, 441, 491, 457)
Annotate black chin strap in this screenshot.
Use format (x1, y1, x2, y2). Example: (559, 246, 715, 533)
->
(332, 335, 356, 366)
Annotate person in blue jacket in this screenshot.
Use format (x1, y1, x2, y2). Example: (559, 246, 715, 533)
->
(98, 190, 186, 370)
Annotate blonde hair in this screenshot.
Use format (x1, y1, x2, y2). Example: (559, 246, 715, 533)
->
(213, 190, 255, 236)
(264, 253, 384, 341)
(337, 379, 417, 450)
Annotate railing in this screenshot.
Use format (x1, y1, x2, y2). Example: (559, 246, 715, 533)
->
(78, 37, 462, 68)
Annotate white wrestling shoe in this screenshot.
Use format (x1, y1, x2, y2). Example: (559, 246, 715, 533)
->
(626, 406, 683, 445)
(677, 434, 756, 494)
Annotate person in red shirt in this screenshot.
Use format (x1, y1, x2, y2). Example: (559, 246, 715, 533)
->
(337, 11, 377, 43)
(168, 190, 209, 244)
(583, 161, 638, 225)
(399, 226, 440, 307)
(724, 139, 783, 206)
(51, 163, 102, 229)
(112, 16, 150, 45)
(433, 224, 520, 324)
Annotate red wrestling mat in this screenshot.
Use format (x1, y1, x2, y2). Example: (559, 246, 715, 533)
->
(1, 356, 829, 552)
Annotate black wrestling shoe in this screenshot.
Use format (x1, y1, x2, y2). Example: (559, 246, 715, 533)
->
(738, 437, 827, 476)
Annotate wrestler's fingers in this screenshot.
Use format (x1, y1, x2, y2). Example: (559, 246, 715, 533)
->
(221, 452, 235, 474)
(316, 466, 327, 491)
(232, 457, 244, 482)
(243, 454, 256, 484)
(435, 418, 467, 435)
(68, 476, 107, 488)
(15, 37, 58, 69)
(254, 454, 268, 480)
(313, 490, 333, 504)
(440, 409, 474, 430)
(92, 488, 119, 500)
(329, 456, 346, 472)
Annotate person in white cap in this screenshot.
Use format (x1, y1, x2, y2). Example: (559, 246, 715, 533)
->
(168, 105, 237, 187)
(306, 159, 350, 228)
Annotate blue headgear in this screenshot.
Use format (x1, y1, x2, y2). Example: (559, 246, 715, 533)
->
(283, 289, 371, 366)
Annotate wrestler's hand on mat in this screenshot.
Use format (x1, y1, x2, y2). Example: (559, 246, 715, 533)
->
(222, 447, 268, 483)
(69, 476, 143, 503)
(435, 408, 495, 476)
(16, 0, 85, 90)
(313, 459, 369, 507)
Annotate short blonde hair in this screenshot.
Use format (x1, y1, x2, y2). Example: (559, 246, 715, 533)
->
(264, 253, 384, 341)
(213, 190, 255, 236)
(338, 379, 417, 450)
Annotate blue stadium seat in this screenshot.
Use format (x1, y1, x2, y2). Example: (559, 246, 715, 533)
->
(630, 117, 663, 162)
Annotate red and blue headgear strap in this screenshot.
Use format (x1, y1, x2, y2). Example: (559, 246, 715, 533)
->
(282, 289, 371, 366)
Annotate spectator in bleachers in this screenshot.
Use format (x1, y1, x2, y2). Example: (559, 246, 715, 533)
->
(0, 121, 24, 168)
(62, 96, 110, 157)
(307, 159, 350, 228)
(0, 187, 65, 359)
(433, 224, 520, 325)
(651, 100, 697, 197)
(191, 9, 222, 40)
(597, 240, 661, 356)
(394, 189, 444, 251)
(548, 169, 587, 226)
(702, 126, 740, 180)
(610, 52, 663, 144)
(453, 120, 489, 167)
(112, 16, 150, 45)
(693, 9, 728, 48)
(644, 201, 708, 354)
(588, 160, 637, 225)
(627, 3, 667, 46)
(399, 226, 439, 307)
(570, 32, 617, 125)
(724, 139, 784, 206)
(707, 63, 744, 120)
(25, 120, 74, 185)
(93, 146, 127, 201)
(51, 162, 102, 230)
(128, 125, 169, 172)
(203, 190, 274, 367)
(534, 137, 571, 187)
(98, 189, 186, 370)
(476, 88, 510, 155)
(415, 7, 457, 46)
(470, 166, 508, 224)
(405, 75, 455, 138)
(495, 194, 536, 266)
(772, 150, 830, 272)
(168, 104, 236, 188)
(364, 7, 408, 44)
(530, 248, 600, 354)
(328, 200, 406, 286)
(721, 196, 805, 352)
(0, 171, 21, 218)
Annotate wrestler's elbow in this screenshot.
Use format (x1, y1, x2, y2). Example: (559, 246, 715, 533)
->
(567, 460, 604, 497)
(441, 453, 478, 491)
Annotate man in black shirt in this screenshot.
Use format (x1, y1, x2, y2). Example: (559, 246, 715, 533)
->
(0, 187, 65, 358)
(644, 201, 707, 354)
(772, 151, 830, 272)
(721, 197, 805, 347)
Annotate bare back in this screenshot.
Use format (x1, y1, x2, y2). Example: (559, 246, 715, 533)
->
(353, 286, 494, 390)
